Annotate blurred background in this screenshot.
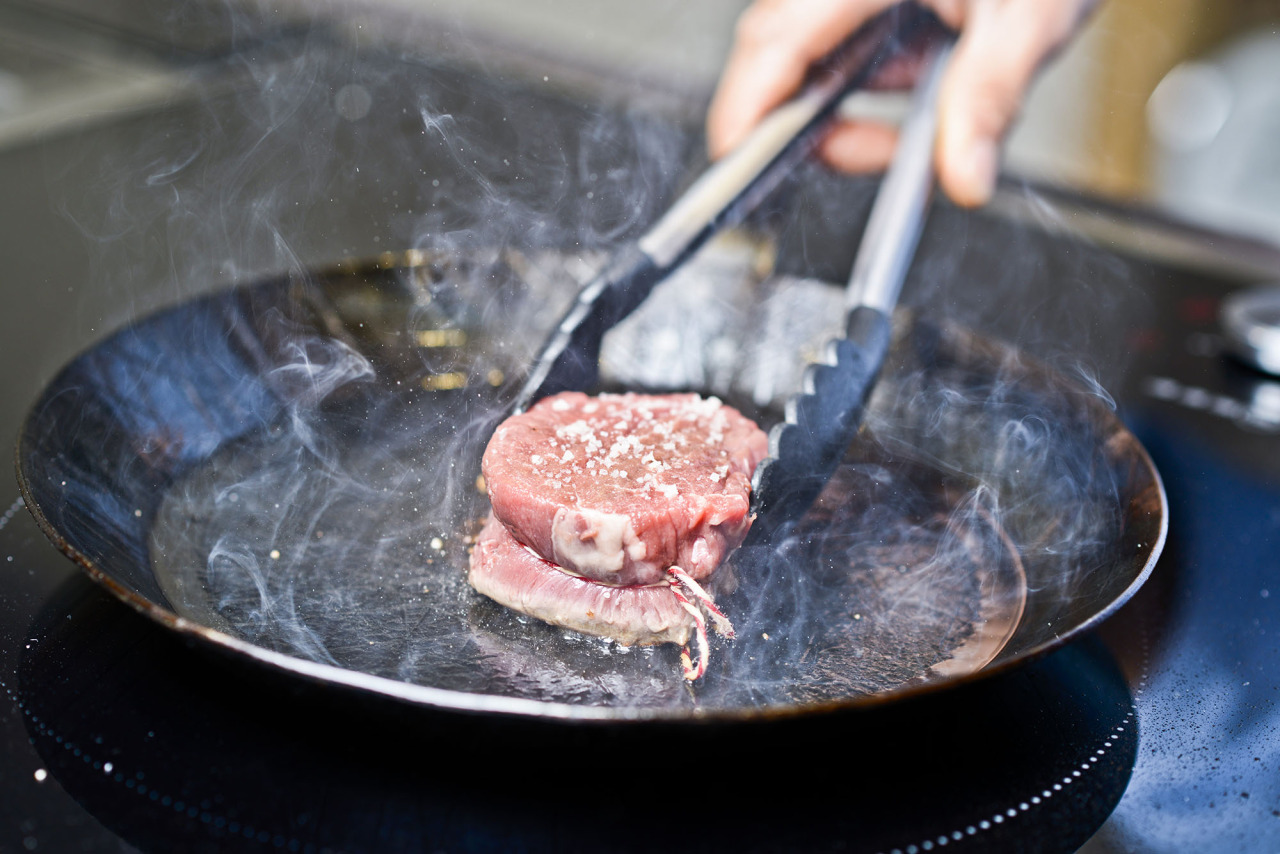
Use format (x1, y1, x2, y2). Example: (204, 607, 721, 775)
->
(3, 0, 1280, 233)
(4, 0, 1280, 433)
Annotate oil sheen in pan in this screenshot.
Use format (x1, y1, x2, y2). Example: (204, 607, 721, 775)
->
(17, 246, 1162, 720)
(147, 377, 1026, 711)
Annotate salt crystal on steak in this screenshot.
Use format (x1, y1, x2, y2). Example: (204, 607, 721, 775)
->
(481, 392, 768, 586)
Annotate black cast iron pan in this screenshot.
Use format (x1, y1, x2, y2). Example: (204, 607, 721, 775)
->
(15, 247, 1166, 722)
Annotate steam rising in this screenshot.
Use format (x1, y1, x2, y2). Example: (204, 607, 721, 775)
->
(42, 1, 1154, 710)
(138, 233, 1145, 711)
(50, 1, 692, 349)
(269, 336, 375, 459)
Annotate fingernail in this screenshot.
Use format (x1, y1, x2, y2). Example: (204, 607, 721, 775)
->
(963, 138, 999, 206)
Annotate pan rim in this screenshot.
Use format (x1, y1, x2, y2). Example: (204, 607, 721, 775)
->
(13, 252, 1169, 724)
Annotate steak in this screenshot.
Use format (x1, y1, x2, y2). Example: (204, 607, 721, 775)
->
(481, 392, 768, 587)
(468, 513, 698, 646)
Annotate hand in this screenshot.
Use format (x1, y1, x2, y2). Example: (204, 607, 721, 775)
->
(707, 0, 1097, 207)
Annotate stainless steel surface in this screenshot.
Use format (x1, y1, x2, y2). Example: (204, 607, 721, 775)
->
(1221, 285, 1280, 376)
(1149, 32, 1280, 244)
(746, 45, 948, 532)
(844, 43, 948, 314)
(0, 7, 182, 150)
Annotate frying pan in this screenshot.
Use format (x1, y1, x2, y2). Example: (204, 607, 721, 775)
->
(15, 246, 1166, 721)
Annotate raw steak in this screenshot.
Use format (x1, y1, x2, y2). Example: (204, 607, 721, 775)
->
(468, 513, 697, 646)
(481, 392, 768, 586)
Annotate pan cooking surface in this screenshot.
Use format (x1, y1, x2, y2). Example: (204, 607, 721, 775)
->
(147, 401, 1025, 708)
(16, 248, 1165, 720)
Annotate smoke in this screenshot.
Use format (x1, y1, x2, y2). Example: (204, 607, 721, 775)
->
(47, 0, 698, 344)
(206, 533, 341, 665)
(34, 0, 1154, 708)
(267, 334, 375, 460)
(137, 225, 1146, 710)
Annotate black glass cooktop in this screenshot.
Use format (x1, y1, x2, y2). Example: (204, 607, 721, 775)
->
(1, 5, 1279, 852)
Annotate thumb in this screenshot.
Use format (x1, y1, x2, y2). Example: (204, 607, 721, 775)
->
(935, 0, 1092, 207)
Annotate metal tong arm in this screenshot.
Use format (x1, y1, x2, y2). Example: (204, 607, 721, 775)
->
(748, 43, 951, 538)
(637, 3, 929, 270)
(512, 3, 935, 412)
(845, 45, 949, 316)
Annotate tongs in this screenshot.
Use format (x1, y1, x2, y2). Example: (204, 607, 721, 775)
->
(512, 2, 939, 413)
(748, 43, 952, 541)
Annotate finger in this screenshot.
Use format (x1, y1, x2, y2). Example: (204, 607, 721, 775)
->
(707, 0, 898, 159)
(815, 120, 899, 174)
(935, 0, 1094, 206)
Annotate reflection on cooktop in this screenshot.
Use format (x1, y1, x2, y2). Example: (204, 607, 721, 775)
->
(15, 573, 1136, 854)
